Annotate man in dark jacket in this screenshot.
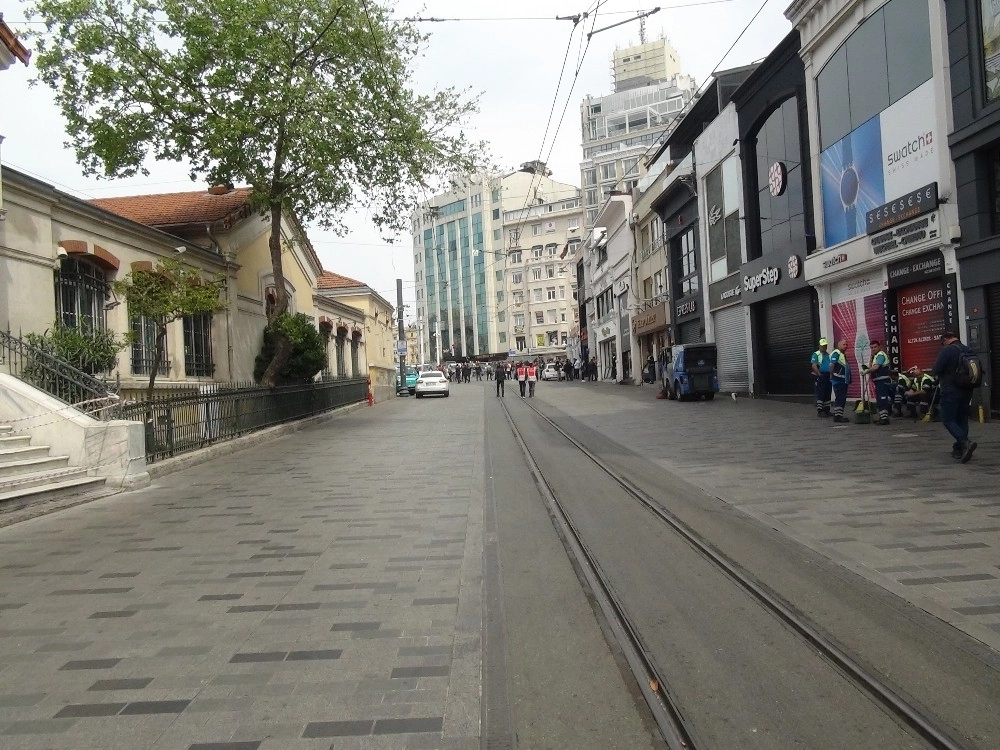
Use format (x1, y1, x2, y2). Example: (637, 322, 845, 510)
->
(495, 362, 506, 397)
(931, 331, 977, 463)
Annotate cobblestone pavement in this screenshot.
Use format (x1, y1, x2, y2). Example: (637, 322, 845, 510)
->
(0, 395, 485, 750)
(533, 379, 1000, 651)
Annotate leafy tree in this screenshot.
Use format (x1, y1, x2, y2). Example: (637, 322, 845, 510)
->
(112, 259, 225, 399)
(253, 313, 327, 385)
(25, 323, 127, 376)
(28, 0, 485, 386)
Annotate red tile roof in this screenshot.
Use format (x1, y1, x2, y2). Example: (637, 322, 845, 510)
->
(317, 271, 367, 290)
(0, 15, 30, 66)
(89, 187, 254, 227)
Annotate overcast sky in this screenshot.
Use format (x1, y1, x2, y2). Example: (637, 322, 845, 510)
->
(1, 0, 791, 319)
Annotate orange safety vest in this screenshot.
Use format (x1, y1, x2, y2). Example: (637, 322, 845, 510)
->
(516, 365, 526, 380)
(527, 365, 537, 380)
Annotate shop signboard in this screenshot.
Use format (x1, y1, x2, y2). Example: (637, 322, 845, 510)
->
(675, 296, 699, 322)
(740, 251, 809, 304)
(708, 274, 743, 310)
(803, 237, 872, 283)
(887, 250, 944, 288)
(820, 79, 938, 247)
(632, 304, 668, 336)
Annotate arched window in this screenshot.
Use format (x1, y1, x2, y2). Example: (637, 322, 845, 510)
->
(54, 258, 110, 330)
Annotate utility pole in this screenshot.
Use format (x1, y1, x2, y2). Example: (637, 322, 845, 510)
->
(418, 319, 425, 366)
(396, 278, 407, 396)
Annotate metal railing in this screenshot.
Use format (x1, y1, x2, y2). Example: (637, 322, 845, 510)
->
(0, 327, 121, 418)
(117, 378, 367, 462)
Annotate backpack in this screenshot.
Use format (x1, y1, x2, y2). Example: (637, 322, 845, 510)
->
(954, 346, 984, 389)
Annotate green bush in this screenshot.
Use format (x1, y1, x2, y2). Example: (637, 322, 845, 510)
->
(25, 322, 127, 375)
(253, 313, 327, 385)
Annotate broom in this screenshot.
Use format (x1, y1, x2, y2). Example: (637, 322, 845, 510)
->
(921, 386, 939, 423)
(855, 372, 872, 424)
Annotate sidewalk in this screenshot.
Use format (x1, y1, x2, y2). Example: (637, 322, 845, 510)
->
(0, 398, 485, 749)
(534, 379, 1000, 651)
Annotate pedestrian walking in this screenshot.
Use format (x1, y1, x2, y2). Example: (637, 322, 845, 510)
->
(931, 331, 979, 462)
(863, 340, 892, 425)
(574, 357, 582, 380)
(486, 364, 493, 380)
(811, 338, 832, 417)
(495, 362, 506, 397)
(517, 361, 527, 397)
(589, 357, 599, 381)
(830, 338, 851, 423)
(527, 361, 538, 397)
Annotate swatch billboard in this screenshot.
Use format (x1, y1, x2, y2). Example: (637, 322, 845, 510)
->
(820, 79, 939, 248)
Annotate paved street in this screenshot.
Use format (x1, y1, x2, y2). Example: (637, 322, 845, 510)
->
(1, 378, 998, 749)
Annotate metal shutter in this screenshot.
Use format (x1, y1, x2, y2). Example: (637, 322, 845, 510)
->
(679, 320, 701, 344)
(715, 305, 749, 392)
(758, 289, 816, 395)
(987, 285, 1000, 415)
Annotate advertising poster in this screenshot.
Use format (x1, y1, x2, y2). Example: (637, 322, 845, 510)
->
(984, 0, 1000, 102)
(831, 272, 887, 399)
(897, 279, 946, 371)
(820, 80, 937, 247)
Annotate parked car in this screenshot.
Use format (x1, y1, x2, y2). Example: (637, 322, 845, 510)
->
(541, 363, 563, 381)
(404, 366, 419, 394)
(666, 343, 719, 401)
(415, 370, 450, 398)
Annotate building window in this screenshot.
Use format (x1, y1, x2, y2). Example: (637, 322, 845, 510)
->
(336, 333, 346, 377)
(511, 271, 523, 284)
(535, 311, 544, 324)
(674, 228, 699, 297)
(586, 208, 599, 226)
(600, 162, 616, 180)
(585, 188, 599, 206)
(493, 228, 502, 240)
(509, 250, 522, 263)
(131, 309, 168, 377)
(567, 238, 582, 255)
(706, 156, 742, 282)
(559, 287, 566, 300)
(568, 217, 580, 231)
(546, 287, 556, 300)
(183, 313, 214, 377)
(492, 208, 500, 220)
(514, 291, 524, 305)
(516, 335, 526, 351)
(499, 332, 507, 343)
(351, 338, 360, 377)
(815, 0, 931, 149)
(532, 224, 542, 236)
(546, 264, 555, 278)
(498, 311, 506, 323)
(561, 332, 568, 345)
(514, 313, 525, 327)
(654, 270, 664, 299)
(546, 309, 557, 323)
(584, 168, 598, 186)
(497, 290, 505, 302)
(496, 270, 504, 281)
(533, 288, 543, 303)
(509, 228, 521, 246)
(532, 267, 542, 281)
(532, 245, 543, 259)
(471, 193, 482, 207)
(54, 258, 109, 330)
(546, 244, 557, 257)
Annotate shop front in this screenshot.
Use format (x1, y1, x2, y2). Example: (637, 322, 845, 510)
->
(596, 321, 618, 381)
(742, 252, 817, 395)
(632, 302, 671, 384)
(674, 297, 702, 344)
(708, 274, 749, 392)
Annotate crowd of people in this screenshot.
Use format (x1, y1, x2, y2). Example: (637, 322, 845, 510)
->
(810, 332, 979, 463)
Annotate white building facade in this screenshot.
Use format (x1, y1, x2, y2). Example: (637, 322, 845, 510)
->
(410, 163, 578, 361)
(586, 193, 634, 380)
(501, 197, 583, 358)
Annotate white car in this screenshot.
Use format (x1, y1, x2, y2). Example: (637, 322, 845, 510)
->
(414, 370, 450, 398)
(541, 363, 562, 381)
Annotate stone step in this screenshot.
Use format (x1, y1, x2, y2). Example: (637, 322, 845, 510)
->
(0, 435, 32, 450)
(0, 466, 91, 495)
(0, 456, 71, 478)
(0, 425, 12, 435)
(0, 445, 52, 464)
(0, 476, 107, 513)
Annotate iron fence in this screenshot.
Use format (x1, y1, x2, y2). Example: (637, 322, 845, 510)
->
(117, 378, 367, 463)
(0, 327, 121, 418)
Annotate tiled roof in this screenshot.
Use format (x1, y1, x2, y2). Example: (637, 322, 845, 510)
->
(317, 271, 367, 290)
(89, 187, 254, 227)
(0, 14, 31, 66)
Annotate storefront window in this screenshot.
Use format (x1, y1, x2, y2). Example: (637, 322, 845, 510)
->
(674, 228, 699, 297)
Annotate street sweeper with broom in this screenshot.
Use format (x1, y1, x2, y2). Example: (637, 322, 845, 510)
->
(830, 339, 852, 423)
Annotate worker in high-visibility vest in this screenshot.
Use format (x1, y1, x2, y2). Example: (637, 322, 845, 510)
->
(516, 362, 527, 397)
(527, 362, 538, 398)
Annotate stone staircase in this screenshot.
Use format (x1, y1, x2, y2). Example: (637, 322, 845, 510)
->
(0, 424, 107, 514)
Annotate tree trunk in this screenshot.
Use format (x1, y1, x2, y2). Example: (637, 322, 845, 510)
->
(146, 324, 167, 402)
(260, 200, 291, 388)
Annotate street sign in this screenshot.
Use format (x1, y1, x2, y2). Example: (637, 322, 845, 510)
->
(396, 340, 407, 356)
(508, 349, 516, 357)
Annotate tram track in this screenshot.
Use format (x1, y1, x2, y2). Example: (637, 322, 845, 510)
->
(498, 394, 974, 750)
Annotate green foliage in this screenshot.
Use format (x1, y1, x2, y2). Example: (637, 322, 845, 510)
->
(26, 0, 487, 235)
(112, 259, 225, 326)
(25, 322, 127, 376)
(253, 313, 327, 385)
